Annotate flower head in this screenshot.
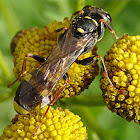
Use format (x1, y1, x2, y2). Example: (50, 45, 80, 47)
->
(100, 35, 140, 123)
(0, 106, 87, 139)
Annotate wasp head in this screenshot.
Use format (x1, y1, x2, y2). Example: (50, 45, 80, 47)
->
(82, 5, 112, 25)
(81, 5, 115, 41)
(71, 5, 113, 41)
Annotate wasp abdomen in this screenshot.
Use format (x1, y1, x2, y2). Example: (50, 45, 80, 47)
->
(14, 80, 43, 114)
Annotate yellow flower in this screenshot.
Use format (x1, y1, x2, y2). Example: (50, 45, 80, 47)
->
(100, 35, 140, 123)
(11, 18, 99, 98)
(0, 106, 87, 140)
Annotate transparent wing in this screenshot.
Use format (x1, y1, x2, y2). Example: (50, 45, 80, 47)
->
(28, 26, 97, 97)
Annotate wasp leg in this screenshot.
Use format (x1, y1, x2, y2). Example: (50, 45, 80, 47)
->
(45, 26, 68, 42)
(33, 74, 69, 137)
(75, 56, 96, 65)
(55, 27, 68, 33)
(63, 72, 69, 80)
(95, 55, 120, 93)
(28, 54, 48, 63)
(99, 19, 119, 39)
(8, 53, 48, 87)
(70, 9, 84, 21)
(76, 55, 119, 93)
(45, 26, 67, 34)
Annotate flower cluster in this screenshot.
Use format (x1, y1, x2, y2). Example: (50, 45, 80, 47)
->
(100, 35, 140, 123)
(0, 106, 87, 140)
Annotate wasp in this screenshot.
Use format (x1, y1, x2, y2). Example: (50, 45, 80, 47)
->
(9, 5, 118, 136)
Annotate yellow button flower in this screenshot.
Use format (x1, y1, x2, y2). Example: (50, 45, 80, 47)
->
(0, 106, 87, 140)
(100, 35, 140, 123)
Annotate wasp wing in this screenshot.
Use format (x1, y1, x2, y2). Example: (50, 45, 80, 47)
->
(18, 26, 97, 109)
(34, 27, 97, 94)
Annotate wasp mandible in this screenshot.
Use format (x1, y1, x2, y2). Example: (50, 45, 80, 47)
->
(9, 5, 119, 136)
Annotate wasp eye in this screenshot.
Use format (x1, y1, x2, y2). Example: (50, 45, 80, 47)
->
(106, 14, 112, 22)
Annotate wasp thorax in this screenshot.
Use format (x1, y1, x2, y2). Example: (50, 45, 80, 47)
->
(73, 17, 98, 39)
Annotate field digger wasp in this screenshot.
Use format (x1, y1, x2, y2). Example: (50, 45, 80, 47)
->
(9, 5, 119, 136)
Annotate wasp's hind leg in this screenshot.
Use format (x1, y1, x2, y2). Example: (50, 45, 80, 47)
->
(33, 73, 69, 136)
(8, 53, 48, 87)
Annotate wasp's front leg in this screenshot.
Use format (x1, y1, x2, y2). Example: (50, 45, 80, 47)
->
(45, 26, 68, 42)
(70, 9, 84, 21)
(8, 53, 48, 87)
(99, 19, 119, 40)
